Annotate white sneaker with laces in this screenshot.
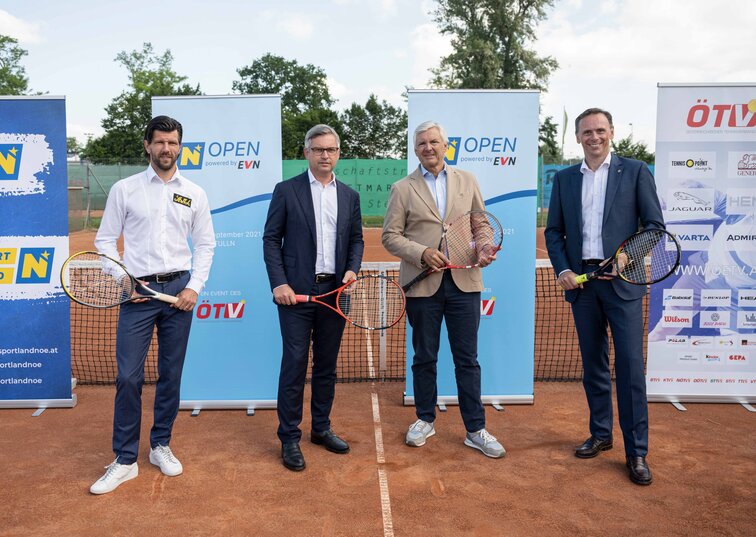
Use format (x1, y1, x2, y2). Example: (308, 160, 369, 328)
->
(464, 429, 506, 458)
(405, 419, 435, 447)
(90, 460, 138, 495)
(149, 445, 183, 476)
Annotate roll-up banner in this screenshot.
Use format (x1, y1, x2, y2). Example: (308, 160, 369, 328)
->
(406, 90, 539, 405)
(648, 83, 756, 403)
(153, 95, 282, 409)
(0, 96, 75, 409)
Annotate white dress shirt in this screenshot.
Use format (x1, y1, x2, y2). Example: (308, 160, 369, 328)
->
(308, 169, 338, 274)
(580, 152, 613, 260)
(420, 164, 447, 218)
(94, 165, 216, 294)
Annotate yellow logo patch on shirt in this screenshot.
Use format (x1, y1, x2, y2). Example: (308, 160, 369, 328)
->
(173, 193, 192, 207)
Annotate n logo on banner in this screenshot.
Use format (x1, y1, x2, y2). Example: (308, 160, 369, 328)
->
(0, 144, 23, 180)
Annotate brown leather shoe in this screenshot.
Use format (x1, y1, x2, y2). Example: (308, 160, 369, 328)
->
(574, 436, 613, 458)
(626, 456, 653, 485)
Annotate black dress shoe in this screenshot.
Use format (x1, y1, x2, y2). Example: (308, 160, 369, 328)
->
(574, 436, 613, 458)
(311, 429, 350, 454)
(281, 442, 305, 471)
(626, 456, 653, 485)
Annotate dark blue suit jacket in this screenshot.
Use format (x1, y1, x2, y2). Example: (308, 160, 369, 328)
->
(544, 154, 664, 302)
(263, 172, 364, 293)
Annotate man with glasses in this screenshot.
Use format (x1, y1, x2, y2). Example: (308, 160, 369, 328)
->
(263, 124, 364, 471)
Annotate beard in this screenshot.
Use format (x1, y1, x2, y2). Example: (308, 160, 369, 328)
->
(151, 152, 177, 172)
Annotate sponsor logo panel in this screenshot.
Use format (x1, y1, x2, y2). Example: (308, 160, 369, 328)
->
(662, 311, 693, 327)
(691, 336, 714, 348)
(0, 144, 23, 180)
(728, 151, 756, 179)
(739, 336, 756, 347)
(666, 224, 712, 251)
(480, 297, 496, 317)
(701, 289, 731, 307)
(737, 289, 756, 306)
(666, 335, 689, 347)
(703, 353, 722, 364)
(737, 311, 756, 328)
(666, 188, 714, 220)
(667, 151, 716, 179)
(0, 247, 55, 284)
(442, 135, 518, 168)
(686, 99, 756, 130)
(715, 336, 736, 348)
(177, 140, 262, 171)
(663, 288, 694, 307)
(726, 188, 756, 215)
(677, 352, 699, 363)
(727, 353, 749, 364)
(699, 310, 730, 329)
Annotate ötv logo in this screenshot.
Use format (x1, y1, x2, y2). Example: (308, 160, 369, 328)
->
(445, 137, 461, 165)
(0, 248, 54, 284)
(0, 144, 23, 180)
(178, 142, 205, 170)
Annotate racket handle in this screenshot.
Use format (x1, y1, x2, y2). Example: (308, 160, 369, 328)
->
(294, 294, 312, 303)
(574, 273, 589, 285)
(153, 291, 179, 304)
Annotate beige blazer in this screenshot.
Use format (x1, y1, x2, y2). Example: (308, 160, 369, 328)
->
(382, 166, 486, 297)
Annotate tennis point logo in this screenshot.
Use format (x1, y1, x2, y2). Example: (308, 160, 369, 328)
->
(686, 98, 756, 129)
(0, 247, 55, 284)
(0, 144, 22, 180)
(178, 140, 262, 171)
(668, 152, 715, 179)
(195, 299, 246, 321)
(443, 136, 517, 167)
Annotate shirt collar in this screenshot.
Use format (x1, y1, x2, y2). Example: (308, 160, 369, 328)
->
(419, 163, 447, 178)
(580, 152, 612, 175)
(146, 164, 182, 184)
(308, 168, 337, 187)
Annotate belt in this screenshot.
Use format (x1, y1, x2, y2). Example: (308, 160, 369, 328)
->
(138, 270, 188, 283)
(582, 259, 604, 265)
(315, 273, 335, 283)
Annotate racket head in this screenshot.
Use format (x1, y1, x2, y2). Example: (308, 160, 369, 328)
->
(442, 210, 503, 268)
(60, 251, 136, 308)
(336, 274, 406, 330)
(615, 229, 681, 285)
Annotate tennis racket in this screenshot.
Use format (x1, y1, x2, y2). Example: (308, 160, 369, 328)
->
(60, 251, 178, 308)
(294, 274, 406, 331)
(402, 210, 503, 293)
(574, 229, 681, 285)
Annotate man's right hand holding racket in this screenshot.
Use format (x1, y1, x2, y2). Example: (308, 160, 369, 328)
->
(273, 271, 357, 306)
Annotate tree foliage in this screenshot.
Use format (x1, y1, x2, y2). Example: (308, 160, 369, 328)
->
(82, 43, 201, 164)
(0, 35, 31, 95)
(611, 136, 655, 165)
(340, 95, 408, 159)
(539, 115, 562, 163)
(430, 0, 558, 90)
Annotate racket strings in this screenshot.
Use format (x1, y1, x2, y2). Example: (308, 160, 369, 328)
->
(443, 212, 503, 267)
(337, 275, 405, 330)
(62, 252, 133, 307)
(618, 230, 679, 284)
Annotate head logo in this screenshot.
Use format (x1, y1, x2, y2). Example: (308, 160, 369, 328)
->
(16, 248, 54, 284)
(445, 137, 461, 165)
(178, 142, 205, 170)
(0, 144, 23, 180)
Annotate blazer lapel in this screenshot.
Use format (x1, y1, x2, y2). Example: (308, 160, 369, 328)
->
(445, 167, 458, 220)
(569, 166, 583, 232)
(293, 173, 317, 246)
(603, 155, 622, 226)
(408, 167, 442, 221)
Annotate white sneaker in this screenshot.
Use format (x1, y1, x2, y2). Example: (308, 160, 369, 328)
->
(464, 429, 506, 458)
(90, 460, 138, 494)
(149, 445, 183, 476)
(405, 419, 435, 447)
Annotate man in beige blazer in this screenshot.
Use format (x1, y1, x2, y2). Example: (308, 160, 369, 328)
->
(382, 121, 504, 458)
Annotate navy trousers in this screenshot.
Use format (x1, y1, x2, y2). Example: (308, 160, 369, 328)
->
(113, 273, 193, 464)
(405, 271, 485, 433)
(276, 279, 346, 444)
(571, 274, 648, 457)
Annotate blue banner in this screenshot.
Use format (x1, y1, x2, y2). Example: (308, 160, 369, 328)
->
(0, 97, 74, 407)
(152, 96, 282, 408)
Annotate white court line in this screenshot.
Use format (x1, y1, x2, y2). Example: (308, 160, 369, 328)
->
(362, 303, 376, 379)
(371, 390, 394, 537)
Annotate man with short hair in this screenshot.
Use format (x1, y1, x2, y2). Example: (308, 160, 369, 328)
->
(382, 120, 504, 458)
(263, 124, 364, 471)
(545, 108, 664, 485)
(91, 115, 215, 494)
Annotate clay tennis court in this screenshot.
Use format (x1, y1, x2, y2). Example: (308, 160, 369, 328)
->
(1, 229, 753, 536)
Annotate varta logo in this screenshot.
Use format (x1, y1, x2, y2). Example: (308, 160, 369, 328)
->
(0, 144, 23, 180)
(173, 193, 192, 207)
(0, 248, 54, 284)
(178, 142, 205, 170)
(445, 137, 461, 165)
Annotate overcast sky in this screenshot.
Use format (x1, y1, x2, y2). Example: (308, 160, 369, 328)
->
(1, 0, 754, 158)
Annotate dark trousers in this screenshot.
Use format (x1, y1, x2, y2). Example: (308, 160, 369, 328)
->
(405, 271, 485, 433)
(571, 274, 648, 457)
(113, 273, 192, 464)
(276, 280, 346, 444)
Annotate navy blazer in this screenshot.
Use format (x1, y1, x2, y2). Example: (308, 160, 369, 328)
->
(263, 172, 364, 294)
(544, 154, 664, 302)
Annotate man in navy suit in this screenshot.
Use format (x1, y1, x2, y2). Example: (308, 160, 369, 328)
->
(545, 108, 664, 485)
(263, 124, 364, 471)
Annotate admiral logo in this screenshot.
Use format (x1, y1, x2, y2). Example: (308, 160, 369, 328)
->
(691, 336, 713, 348)
(701, 289, 731, 307)
(667, 224, 713, 250)
(700, 310, 729, 328)
(737, 311, 756, 328)
(443, 135, 518, 167)
(179, 142, 205, 170)
(666, 335, 689, 347)
(445, 137, 461, 165)
(0, 247, 55, 284)
(663, 288, 693, 306)
(686, 98, 756, 129)
(728, 354, 748, 363)
(195, 300, 246, 321)
(0, 144, 22, 180)
(178, 140, 261, 171)
(662, 312, 693, 327)
(172, 193, 192, 207)
(726, 188, 756, 215)
(738, 289, 756, 305)
(480, 297, 496, 317)
(725, 233, 756, 249)
(729, 152, 756, 178)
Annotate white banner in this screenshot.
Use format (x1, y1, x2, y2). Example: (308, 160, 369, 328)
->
(648, 84, 756, 403)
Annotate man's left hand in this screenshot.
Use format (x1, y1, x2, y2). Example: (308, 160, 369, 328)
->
(477, 245, 499, 268)
(173, 288, 198, 311)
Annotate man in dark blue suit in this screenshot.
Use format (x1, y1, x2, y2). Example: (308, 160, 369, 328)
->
(263, 124, 364, 472)
(545, 108, 664, 486)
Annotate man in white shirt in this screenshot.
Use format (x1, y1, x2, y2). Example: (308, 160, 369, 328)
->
(263, 125, 364, 471)
(545, 108, 664, 485)
(90, 116, 215, 494)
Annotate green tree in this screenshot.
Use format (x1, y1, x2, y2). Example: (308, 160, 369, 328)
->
(539, 115, 562, 163)
(0, 35, 31, 95)
(66, 137, 82, 157)
(82, 43, 201, 164)
(340, 95, 408, 159)
(430, 0, 558, 91)
(233, 54, 338, 158)
(611, 136, 654, 165)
